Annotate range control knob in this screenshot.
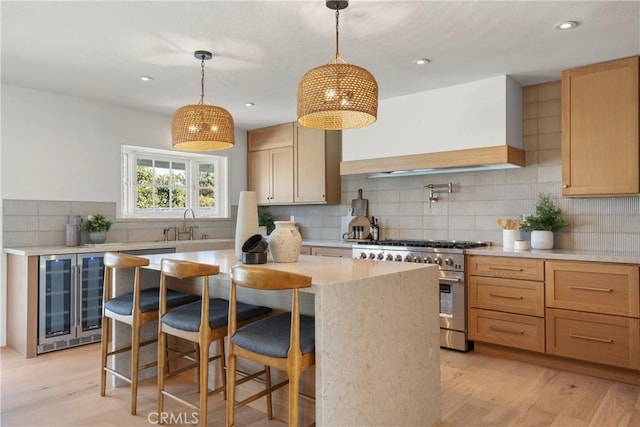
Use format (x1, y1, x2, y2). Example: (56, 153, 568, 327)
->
(404, 254, 414, 262)
(395, 255, 403, 262)
(414, 255, 423, 263)
(360, 252, 367, 259)
(434, 256, 443, 266)
(386, 254, 394, 261)
(377, 253, 384, 260)
(444, 257, 455, 266)
(369, 253, 376, 260)
(425, 256, 433, 264)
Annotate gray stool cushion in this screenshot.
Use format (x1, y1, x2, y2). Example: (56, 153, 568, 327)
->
(231, 312, 315, 358)
(161, 298, 273, 332)
(104, 287, 200, 315)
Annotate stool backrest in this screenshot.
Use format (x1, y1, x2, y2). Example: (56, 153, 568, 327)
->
(159, 258, 220, 333)
(229, 266, 312, 355)
(103, 252, 150, 311)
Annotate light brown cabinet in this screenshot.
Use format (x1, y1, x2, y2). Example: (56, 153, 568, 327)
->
(247, 123, 294, 205)
(561, 56, 639, 196)
(545, 261, 640, 370)
(247, 122, 341, 206)
(468, 256, 545, 352)
(310, 246, 352, 258)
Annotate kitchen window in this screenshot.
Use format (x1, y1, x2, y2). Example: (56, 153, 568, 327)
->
(121, 145, 228, 218)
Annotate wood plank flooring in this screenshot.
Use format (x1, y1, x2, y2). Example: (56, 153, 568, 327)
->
(1, 343, 639, 426)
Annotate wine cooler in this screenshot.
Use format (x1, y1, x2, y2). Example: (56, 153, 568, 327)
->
(38, 252, 105, 354)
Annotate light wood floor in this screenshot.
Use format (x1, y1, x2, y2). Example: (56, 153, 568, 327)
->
(1, 343, 639, 426)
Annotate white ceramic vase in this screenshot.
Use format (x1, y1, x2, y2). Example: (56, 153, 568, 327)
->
(530, 230, 554, 250)
(268, 221, 302, 263)
(235, 191, 260, 260)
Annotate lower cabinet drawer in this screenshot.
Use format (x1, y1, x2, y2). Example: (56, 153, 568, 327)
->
(469, 276, 544, 316)
(469, 308, 545, 352)
(546, 308, 640, 370)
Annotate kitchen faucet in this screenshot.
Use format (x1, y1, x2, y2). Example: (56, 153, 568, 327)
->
(178, 208, 197, 240)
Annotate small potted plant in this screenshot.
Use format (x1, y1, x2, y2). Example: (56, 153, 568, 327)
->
(258, 208, 276, 236)
(521, 193, 568, 249)
(82, 213, 113, 244)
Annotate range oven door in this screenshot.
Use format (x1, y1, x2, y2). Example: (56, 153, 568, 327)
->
(439, 274, 468, 351)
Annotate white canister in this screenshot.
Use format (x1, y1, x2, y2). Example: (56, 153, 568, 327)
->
(268, 221, 302, 263)
(502, 229, 521, 250)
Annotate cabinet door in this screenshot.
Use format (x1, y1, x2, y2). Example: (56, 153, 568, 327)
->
(248, 150, 271, 205)
(295, 126, 326, 203)
(269, 146, 294, 204)
(248, 122, 294, 151)
(546, 308, 640, 370)
(467, 256, 544, 281)
(546, 261, 639, 317)
(562, 56, 639, 196)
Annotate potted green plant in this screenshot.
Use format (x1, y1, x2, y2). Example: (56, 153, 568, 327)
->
(258, 208, 275, 236)
(521, 193, 568, 249)
(82, 213, 113, 244)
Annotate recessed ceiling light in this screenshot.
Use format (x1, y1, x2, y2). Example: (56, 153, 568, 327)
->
(139, 76, 154, 81)
(244, 102, 255, 107)
(554, 21, 578, 30)
(414, 58, 431, 65)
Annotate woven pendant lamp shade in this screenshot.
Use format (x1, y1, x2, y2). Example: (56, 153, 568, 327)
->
(297, 62, 378, 130)
(171, 104, 235, 151)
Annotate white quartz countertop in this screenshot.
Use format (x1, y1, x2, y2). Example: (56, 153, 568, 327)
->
(141, 249, 435, 290)
(3, 239, 234, 256)
(467, 246, 640, 264)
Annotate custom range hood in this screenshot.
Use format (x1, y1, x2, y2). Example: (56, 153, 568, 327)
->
(340, 76, 525, 177)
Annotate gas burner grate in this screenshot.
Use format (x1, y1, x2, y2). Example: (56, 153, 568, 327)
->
(360, 239, 490, 249)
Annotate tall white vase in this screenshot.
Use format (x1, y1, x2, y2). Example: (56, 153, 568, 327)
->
(235, 191, 260, 260)
(268, 221, 302, 263)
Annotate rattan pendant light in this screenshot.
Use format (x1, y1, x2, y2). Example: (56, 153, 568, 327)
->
(171, 50, 235, 151)
(297, 0, 378, 130)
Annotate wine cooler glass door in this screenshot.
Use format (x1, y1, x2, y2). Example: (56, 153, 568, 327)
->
(39, 255, 75, 345)
(78, 253, 105, 335)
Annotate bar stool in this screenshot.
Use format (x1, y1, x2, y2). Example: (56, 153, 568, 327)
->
(226, 266, 315, 427)
(100, 252, 200, 415)
(157, 258, 273, 427)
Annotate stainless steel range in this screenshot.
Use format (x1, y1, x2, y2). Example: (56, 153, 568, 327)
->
(352, 239, 490, 351)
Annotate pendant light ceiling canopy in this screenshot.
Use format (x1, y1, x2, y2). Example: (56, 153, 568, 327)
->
(171, 50, 235, 151)
(297, 0, 378, 130)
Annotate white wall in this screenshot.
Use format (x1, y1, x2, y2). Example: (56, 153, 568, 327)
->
(1, 85, 247, 202)
(342, 75, 523, 161)
(0, 84, 247, 346)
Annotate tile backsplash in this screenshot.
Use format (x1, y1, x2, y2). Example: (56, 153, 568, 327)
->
(2, 200, 234, 248)
(4, 81, 640, 252)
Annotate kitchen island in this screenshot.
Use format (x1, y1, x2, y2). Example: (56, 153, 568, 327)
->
(116, 249, 440, 426)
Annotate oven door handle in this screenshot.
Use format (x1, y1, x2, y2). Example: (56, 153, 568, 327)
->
(439, 277, 461, 283)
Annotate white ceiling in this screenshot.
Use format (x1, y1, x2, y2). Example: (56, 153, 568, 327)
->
(2, 1, 639, 131)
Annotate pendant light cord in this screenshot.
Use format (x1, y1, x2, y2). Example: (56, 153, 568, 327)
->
(199, 56, 206, 105)
(334, 8, 340, 61)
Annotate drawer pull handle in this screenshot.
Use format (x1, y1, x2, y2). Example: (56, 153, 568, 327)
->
(569, 333, 613, 343)
(488, 266, 524, 272)
(489, 325, 524, 335)
(488, 293, 524, 300)
(569, 285, 612, 292)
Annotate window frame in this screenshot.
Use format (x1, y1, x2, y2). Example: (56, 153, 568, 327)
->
(121, 145, 229, 219)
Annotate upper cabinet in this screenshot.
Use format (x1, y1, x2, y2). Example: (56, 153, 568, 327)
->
(247, 123, 342, 206)
(247, 123, 295, 205)
(561, 56, 639, 197)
